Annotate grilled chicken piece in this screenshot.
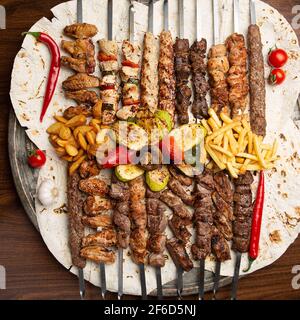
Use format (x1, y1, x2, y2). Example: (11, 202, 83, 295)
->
(82, 229, 117, 247)
(79, 178, 109, 196)
(98, 39, 118, 57)
(65, 90, 99, 105)
(130, 228, 148, 264)
(64, 23, 98, 39)
(79, 160, 100, 179)
(148, 253, 165, 267)
(211, 226, 231, 261)
(113, 210, 131, 233)
(147, 234, 166, 254)
(82, 214, 112, 229)
(160, 190, 193, 220)
(80, 246, 115, 264)
(61, 38, 96, 74)
(63, 105, 92, 120)
(62, 73, 100, 91)
(169, 166, 193, 186)
(168, 177, 195, 206)
(141, 32, 159, 114)
(168, 215, 192, 244)
(61, 57, 88, 73)
(122, 40, 141, 65)
(84, 196, 113, 216)
(116, 105, 139, 121)
(166, 238, 193, 272)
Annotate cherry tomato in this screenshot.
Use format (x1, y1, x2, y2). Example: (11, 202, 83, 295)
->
(268, 48, 288, 68)
(28, 149, 46, 168)
(160, 136, 184, 164)
(122, 60, 139, 68)
(269, 68, 286, 85)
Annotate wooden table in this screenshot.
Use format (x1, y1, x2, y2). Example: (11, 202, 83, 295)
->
(0, 0, 299, 300)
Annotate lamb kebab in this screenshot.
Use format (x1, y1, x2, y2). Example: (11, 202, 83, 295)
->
(147, 195, 168, 299)
(208, 0, 230, 115)
(140, 0, 159, 116)
(174, 0, 191, 125)
(158, 0, 176, 122)
(189, 0, 209, 120)
(129, 176, 148, 300)
(98, 0, 119, 126)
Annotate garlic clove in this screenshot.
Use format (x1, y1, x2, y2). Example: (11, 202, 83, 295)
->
(37, 179, 59, 207)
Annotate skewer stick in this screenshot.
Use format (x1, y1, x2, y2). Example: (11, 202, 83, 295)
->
(230, 0, 244, 301)
(177, 267, 183, 300)
(233, 0, 240, 34)
(211, 0, 222, 300)
(196, 0, 201, 41)
(118, 248, 123, 300)
(231, 252, 241, 300)
(198, 259, 205, 300)
(148, 0, 154, 33)
(76, 0, 85, 300)
(139, 264, 147, 300)
(163, 0, 169, 31)
(213, 0, 219, 45)
(156, 267, 163, 300)
(178, 0, 184, 39)
(98, 0, 114, 299)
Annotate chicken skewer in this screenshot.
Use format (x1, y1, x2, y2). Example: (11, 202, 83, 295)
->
(174, 0, 191, 125)
(98, 0, 119, 126)
(158, 0, 176, 123)
(117, 4, 142, 121)
(140, 0, 159, 116)
(98, 0, 115, 298)
(208, 0, 230, 115)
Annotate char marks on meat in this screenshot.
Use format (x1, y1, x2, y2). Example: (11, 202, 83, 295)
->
(169, 166, 193, 186)
(248, 25, 266, 136)
(168, 177, 195, 206)
(174, 38, 191, 124)
(166, 238, 193, 272)
(232, 172, 254, 253)
(189, 39, 209, 119)
(67, 172, 86, 269)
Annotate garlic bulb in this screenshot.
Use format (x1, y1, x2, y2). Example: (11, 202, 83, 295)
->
(37, 179, 59, 207)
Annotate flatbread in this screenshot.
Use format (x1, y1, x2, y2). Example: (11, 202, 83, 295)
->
(10, 0, 300, 294)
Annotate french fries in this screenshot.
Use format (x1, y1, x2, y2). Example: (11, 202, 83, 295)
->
(204, 108, 278, 177)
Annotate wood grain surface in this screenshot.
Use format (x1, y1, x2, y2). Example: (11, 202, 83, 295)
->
(0, 0, 300, 300)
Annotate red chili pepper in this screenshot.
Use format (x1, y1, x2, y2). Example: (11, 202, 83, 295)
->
(22, 32, 61, 122)
(244, 170, 265, 272)
(122, 60, 139, 68)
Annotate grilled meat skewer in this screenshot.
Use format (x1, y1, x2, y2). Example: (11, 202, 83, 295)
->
(189, 39, 209, 119)
(159, 30, 176, 121)
(225, 33, 249, 118)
